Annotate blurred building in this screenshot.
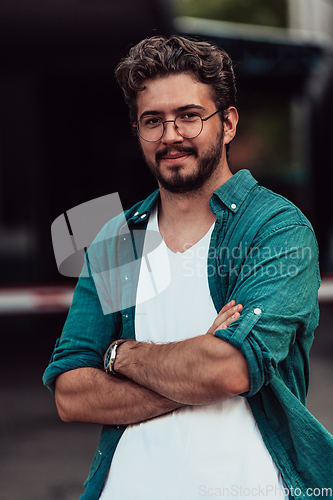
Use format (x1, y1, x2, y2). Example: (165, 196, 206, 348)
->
(288, 0, 333, 41)
(0, 0, 332, 312)
(288, 0, 333, 275)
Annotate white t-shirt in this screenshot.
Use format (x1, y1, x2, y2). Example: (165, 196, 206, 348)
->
(99, 205, 287, 500)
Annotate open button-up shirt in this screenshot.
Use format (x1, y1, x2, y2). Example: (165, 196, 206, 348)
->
(43, 170, 333, 500)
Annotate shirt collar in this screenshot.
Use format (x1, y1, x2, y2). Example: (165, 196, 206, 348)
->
(127, 170, 257, 224)
(210, 169, 258, 214)
(127, 189, 160, 225)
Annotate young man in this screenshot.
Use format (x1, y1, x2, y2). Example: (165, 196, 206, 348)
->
(43, 36, 333, 500)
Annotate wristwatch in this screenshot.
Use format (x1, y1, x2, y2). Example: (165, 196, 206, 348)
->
(104, 339, 127, 375)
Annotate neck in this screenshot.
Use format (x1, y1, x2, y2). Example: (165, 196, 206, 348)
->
(158, 161, 232, 222)
(157, 162, 232, 253)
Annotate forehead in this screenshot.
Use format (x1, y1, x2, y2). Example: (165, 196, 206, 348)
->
(135, 72, 214, 118)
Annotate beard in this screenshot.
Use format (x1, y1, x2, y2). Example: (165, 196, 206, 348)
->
(143, 132, 224, 194)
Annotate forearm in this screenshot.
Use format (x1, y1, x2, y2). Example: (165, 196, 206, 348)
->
(114, 333, 250, 405)
(55, 367, 185, 426)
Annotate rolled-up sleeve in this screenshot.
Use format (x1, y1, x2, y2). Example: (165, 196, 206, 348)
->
(43, 272, 122, 394)
(214, 222, 320, 397)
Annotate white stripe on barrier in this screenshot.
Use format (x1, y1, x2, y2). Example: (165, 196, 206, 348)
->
(0, 286, 74, 315)
(318, 278, 333, 303)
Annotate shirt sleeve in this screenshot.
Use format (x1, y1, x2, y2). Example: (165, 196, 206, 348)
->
(42, 269, 122, 394)
(214, 222, 320, 398)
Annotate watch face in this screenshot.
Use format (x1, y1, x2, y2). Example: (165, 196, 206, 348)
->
(104, 347, 112, 370)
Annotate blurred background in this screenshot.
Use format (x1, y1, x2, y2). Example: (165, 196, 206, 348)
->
(0, 1, 332, 499)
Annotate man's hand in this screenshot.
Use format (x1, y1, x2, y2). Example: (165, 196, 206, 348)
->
(206, 300, 243, 335)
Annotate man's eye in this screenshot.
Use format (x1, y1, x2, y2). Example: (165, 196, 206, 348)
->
(180, 113, 200, 121)
(143, 117, 161, 127)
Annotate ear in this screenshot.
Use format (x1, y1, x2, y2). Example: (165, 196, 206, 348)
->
(223, 107, 239, 145)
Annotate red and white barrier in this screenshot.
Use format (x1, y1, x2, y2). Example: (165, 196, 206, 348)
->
(0, 276, 332, 315)
(0, 285, 74, 315)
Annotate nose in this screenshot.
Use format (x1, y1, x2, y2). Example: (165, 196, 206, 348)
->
(161, 120, 184, 144)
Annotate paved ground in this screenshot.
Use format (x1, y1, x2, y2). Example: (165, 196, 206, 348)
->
(0, 304, 332, 500)
(0, 364, 100, 500)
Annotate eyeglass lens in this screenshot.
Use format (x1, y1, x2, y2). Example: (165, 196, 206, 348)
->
(138, 114, 203, 142)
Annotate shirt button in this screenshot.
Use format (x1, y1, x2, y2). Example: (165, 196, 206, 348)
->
(231, 203, 237, 210)
(254, 308, 261, 315)
(123, 237, 126, 241)
(134, 212, 139, 216)
(125, 275, 129, 281)
(124, 314, 128, 318)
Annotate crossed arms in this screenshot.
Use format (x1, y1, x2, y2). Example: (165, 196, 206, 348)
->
(55, 301, 249, 426)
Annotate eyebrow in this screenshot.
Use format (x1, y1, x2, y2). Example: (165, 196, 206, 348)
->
(139, 104, 206, 120)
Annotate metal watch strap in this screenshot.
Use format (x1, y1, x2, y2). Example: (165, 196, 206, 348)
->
(104, 339, 127, 375)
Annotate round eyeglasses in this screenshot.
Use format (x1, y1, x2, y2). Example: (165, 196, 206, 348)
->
(135, 110, 220, 143)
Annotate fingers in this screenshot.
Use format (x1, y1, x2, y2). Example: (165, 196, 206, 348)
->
(217, 300, 237, 316)
(207, 300, 243, 334)
(217, 303, 242, 330)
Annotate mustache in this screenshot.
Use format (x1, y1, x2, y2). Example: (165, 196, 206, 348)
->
(155, 145, 198, 162)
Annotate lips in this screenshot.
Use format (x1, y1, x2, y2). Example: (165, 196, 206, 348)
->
(161, 153, 190, 160)
(156, 146, 197, 163)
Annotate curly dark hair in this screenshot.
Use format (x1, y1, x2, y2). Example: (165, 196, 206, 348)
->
(115, 35, 237, 125)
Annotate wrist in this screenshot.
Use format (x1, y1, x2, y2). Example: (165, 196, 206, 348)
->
(104, 339, 129, 376)
(113, 339, 133, 374)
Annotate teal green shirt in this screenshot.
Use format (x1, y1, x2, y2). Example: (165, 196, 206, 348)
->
(43, 170, 333, 500)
